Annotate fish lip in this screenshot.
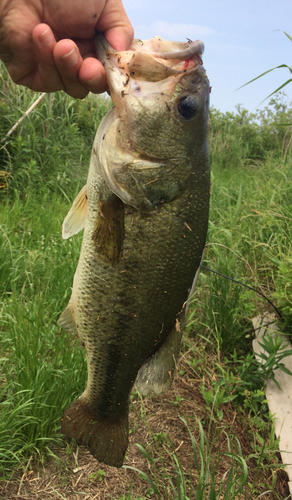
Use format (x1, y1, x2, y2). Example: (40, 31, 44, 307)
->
(148, 39, 204, 59)
(94, 33, 204, 71)
(94, 34, 112, 66)
(95, 34, 204, 62)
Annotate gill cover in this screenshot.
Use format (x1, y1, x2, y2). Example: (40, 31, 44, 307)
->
(93, 34, 208, 211)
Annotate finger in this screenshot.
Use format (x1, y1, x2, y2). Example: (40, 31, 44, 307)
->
(78, 57, 107, 94)
(32, 24, 65, 92)
(105, 25, 134, 51)
(53, 40, 89, 99)
(96, 0, 134, 51)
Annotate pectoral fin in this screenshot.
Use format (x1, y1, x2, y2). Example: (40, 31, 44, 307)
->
(57, 303, 78, 337)
(92, 195, 125, 264)
(62, 185, 87, 239)
(135, 315, 184, 396)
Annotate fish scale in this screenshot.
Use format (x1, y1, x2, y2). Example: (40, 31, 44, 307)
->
(58, 34, 210, 467)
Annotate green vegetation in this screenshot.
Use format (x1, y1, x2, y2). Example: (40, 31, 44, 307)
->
(0, 60, 291, 498)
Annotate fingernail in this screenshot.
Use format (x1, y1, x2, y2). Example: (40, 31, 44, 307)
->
(85, 74, 101, 84)
(39, 28, 54, 46)
(61, 48, 79, 67)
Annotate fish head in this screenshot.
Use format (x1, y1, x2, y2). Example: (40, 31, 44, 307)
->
(94, 35, 210, 210)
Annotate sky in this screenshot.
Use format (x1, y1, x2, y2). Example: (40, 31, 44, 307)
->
(123, 0, 292, 114)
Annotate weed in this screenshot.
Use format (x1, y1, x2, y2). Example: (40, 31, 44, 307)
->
(125, 418, 280, 499)
(274, 257, 292, 328)
(89, 470, 106, 483)
(256, 333, 292, 389)
(171, 394, 185, 406)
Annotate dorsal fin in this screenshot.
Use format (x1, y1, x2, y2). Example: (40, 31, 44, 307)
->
(62, 185, 87, 239)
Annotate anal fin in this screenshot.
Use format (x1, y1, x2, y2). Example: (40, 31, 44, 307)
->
(135, 316, 183, 397)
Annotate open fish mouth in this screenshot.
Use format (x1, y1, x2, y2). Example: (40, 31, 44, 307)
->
(93, 34, 209, 211)
(95, 34, 205, 102)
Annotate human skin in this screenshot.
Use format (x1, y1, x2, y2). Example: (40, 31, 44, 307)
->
(0, 0, 134, 98)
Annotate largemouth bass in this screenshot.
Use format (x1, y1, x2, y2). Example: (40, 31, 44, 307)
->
(58, 34, 210, 467)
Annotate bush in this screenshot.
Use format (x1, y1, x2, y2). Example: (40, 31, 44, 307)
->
(209, 92, 292, 167)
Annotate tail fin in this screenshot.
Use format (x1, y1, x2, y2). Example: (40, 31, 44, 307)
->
(61, 396, 128, 468)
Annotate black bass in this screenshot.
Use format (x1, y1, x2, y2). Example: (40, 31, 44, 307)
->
(58, 34, 210, 467)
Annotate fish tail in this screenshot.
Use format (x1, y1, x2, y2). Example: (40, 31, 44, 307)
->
(61, 396, 128, 467)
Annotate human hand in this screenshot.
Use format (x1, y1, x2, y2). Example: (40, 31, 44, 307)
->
(0, 0, 134, 98)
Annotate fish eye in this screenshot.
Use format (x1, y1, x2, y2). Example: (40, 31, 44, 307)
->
(177, 96, 198, 120)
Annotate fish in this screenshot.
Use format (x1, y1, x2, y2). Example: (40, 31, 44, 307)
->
(58, 34, 210, 468)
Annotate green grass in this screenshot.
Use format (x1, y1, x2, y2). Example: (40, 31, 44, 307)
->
(0, 61, 291, 497)
(126, 419, 250, 500)
(195, 145, 292, 343)
(124, 415, 286, 499)
(0, 186, 88, 479)
(0, 66, 112, 478)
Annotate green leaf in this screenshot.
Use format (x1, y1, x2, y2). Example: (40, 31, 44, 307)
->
(123, 466, 161, 497)
(237, 66, 292, 91)
(133, 444, 154, 463)
(237, 31, 292, 103)
(283, 31, 292, 43)
(277, 365, 292, 376)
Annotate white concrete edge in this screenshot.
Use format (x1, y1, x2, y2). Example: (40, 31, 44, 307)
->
(252, 313, 292, 496)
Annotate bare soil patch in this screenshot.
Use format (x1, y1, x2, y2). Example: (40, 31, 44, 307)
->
(1, 354, 290, 500)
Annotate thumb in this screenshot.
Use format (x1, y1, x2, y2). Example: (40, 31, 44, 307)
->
(96, 0, 134, 51)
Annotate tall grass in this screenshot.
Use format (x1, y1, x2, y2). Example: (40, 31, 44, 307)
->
(0, 65, 112, 477)
(0, 193, 88, 477)
(192, 138, 292, 347)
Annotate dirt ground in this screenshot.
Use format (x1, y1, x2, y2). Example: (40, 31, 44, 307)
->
(1, 354, 290, 500)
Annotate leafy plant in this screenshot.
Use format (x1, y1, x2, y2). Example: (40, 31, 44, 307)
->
(200, 379, 237, 421)
(256, 333, 292, 389)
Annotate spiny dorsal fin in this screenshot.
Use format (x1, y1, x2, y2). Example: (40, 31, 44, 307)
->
(62, 185, 87, 239)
